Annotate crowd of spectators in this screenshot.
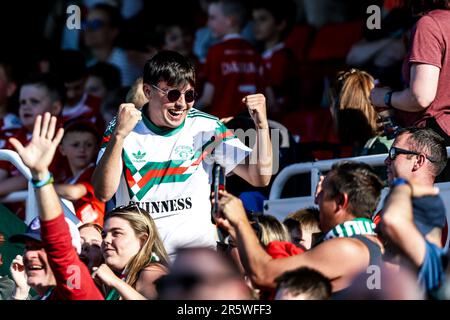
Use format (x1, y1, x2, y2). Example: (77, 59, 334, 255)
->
(0, 0, 449, 301)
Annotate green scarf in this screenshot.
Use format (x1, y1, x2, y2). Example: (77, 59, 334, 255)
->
(323, 217, 377, 241)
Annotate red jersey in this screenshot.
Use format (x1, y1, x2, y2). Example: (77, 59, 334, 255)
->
(398, 10, 450, 135)
(62, 94, 105, 134)
(66, 163, 105, 227)
(204, 34, 265, 119)
(262, 43, 300, 116)
(41, 213, 104, 300)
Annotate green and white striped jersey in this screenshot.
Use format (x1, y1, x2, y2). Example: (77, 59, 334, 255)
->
(97, 107, 251, 257)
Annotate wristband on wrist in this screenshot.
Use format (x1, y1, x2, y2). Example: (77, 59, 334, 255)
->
(384, 91, 394, 108)
(31, 172, 54, 189)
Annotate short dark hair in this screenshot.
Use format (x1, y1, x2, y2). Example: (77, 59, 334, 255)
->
(212, 0, 248, 30)
(87, 62, 122, 91)
(143, 50, 195, 87)
(325, 161, 383, 219)
(22, 72, 66, 105)
(63, 120, 101, 144)
(252, 0, 297, 39)
(275, 267, 332, 299)
(407, 0, 450, 14)
(399, 127, 448, 177)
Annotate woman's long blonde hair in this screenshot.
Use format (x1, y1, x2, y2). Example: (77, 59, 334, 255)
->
(330, 69, 379, 146)
(105, 205, 170, 288)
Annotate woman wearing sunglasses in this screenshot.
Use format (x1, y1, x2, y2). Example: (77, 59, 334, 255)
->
(91, 204, 170, 300)
(93, 50, 272, 259)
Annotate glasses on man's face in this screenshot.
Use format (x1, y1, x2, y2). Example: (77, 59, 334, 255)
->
(388, 146, 435, 162)
(151, 85, 197, 103)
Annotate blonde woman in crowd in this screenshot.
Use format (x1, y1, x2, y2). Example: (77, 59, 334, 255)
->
(92, 205, 170, 300)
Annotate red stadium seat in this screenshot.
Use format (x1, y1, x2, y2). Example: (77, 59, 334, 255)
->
(281, 108, 352, 160)
(284, 25, 315, 62)
(281, 108, 334, 142)
(307, 20, 364, 61)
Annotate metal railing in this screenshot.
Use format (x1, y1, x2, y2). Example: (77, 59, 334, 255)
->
(269, 147, 450, 200)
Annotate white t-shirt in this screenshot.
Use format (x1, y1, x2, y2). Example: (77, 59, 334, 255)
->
(97, 107, 251, 257)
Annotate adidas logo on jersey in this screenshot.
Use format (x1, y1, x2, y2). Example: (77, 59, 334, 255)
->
(132, 150, 147, 162)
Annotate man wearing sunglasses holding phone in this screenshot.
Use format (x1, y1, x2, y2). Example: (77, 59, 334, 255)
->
(93, 50, 272, 259)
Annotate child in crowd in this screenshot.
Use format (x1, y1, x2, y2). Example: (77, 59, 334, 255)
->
(256, 214, 291, 246)
(154, 22, 196, 63)
(197, 0, 267, 119)
(252, 0, 300, 119)
(283, 207, 322, 250)
(78, 223, 103, 273)
(85, 62, 122, 101)
(0, 73, 69, 218)
(56, 120, 105, 226)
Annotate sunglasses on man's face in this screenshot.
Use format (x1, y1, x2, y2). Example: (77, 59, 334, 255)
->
(151, 85, 197, 103)
(388, 146, 435, 162)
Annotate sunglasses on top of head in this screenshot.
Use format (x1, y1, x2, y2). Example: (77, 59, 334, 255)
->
(151, 85, 197, 103)
(388, 146, 435, 162)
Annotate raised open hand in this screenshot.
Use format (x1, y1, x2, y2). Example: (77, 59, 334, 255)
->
(9, 112, 64, 179)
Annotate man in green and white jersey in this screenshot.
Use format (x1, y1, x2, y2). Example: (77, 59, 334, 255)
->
(93, 51, 272, 258)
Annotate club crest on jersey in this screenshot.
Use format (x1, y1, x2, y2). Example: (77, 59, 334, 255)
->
(132, 150, 147, 162)
(174, 145, 194, 160)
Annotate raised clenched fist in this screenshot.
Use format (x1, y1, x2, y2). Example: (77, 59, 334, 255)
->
(242, 94, 269, 130)
(114, 103, 142, 138)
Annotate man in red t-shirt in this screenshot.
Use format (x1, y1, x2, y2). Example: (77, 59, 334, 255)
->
(197, 0, 267, 119)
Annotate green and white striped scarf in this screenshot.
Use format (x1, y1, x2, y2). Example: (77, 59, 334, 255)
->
(323, 217, 377, 241)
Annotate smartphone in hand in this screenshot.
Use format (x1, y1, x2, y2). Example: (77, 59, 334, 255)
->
(211, 163, 226, 220)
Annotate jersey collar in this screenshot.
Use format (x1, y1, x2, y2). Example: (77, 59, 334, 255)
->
(141, 103, 185, 137)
